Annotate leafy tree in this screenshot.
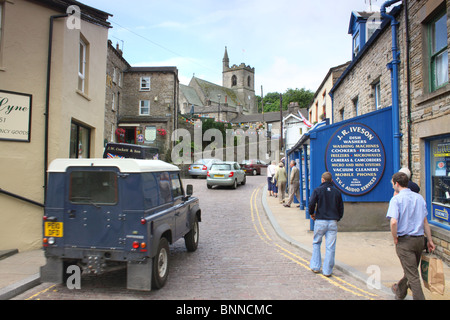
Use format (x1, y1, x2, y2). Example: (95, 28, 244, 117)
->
(257, 88, 314, 113)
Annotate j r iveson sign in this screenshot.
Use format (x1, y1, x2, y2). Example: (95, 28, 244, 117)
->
(0, 90, 32, 142)
(325, 123, 386, 196)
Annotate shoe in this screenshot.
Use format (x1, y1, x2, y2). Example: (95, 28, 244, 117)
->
(323, 274, 332, 277)
(283, 204, 290, 207)
(311, 269, 320, 274)
(391, 283, 405, 300)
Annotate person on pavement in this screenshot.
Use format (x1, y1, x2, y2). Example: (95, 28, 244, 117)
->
(284, 160, 300, 207)
(308, 172, 344, 277)
(274, 162, 287, 204)
(387, 172, 435, 300)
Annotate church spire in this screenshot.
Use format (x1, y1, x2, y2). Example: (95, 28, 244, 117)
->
(223, 46, 229, 70)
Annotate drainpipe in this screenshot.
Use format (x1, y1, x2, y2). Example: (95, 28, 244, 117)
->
(381, 0, 402, 173)
(45, 13, 68, 200)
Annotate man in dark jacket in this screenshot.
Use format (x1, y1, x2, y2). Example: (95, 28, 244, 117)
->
(308, 172, 344, 276)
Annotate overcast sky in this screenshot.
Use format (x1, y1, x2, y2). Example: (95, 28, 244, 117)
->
(82, 0, 382, 94)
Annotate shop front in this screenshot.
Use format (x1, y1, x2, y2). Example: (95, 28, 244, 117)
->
(427, 136, 450, 231)
(288, 107, 393, 232)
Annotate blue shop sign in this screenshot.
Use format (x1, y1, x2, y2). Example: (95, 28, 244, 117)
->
(432, 203, 449, 223)
(325, 123, 386, 196)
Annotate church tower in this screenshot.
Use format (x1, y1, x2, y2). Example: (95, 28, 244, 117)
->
(222, 47, 257, 114)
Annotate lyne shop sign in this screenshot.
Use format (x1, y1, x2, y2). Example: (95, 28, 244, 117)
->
(0, 90, 32, 142)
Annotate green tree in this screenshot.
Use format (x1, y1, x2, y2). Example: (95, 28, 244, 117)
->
(258, 88, 314, 113)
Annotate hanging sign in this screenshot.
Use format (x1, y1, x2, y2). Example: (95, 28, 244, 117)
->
(0, 90, 32, 142)
(325, 123, 386, 196)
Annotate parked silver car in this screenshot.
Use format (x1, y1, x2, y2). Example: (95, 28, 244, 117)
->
(188, 158, 220, 178)
(206, 162, 246, 189)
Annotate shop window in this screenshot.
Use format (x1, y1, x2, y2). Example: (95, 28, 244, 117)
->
(145, 126, 156, 142)
(429, 12, 448, 91)
(70, 122, 91, 158)
(430, 137, 450, 228)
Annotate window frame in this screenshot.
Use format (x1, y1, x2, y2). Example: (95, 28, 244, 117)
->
(140, 77, 151, 91)
(373, 81, 381, 110)
(78, 39, 87, 93)
(429, 11, 449, 92)
(139, 100, 150, 115)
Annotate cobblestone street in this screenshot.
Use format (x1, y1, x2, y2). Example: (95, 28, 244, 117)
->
(14, 176, 382, 300)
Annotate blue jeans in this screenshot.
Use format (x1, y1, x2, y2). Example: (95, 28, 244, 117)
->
(310, 220, 338, 276)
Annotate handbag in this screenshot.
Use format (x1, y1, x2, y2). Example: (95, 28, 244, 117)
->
(420, 253, 445, 295)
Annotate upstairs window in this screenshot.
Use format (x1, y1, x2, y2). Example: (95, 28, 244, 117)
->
(139, 100, 150, 115)
(429, 12, 448, 91)
(78, 39, 88, 92)
(140, 77, 150, 91)
(353, 31, 360, 57)
(373, 81, 381, 110)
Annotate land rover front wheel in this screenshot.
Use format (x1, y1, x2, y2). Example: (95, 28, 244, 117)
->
(185, 217, 199, 252)
(152, 237, 169, 289)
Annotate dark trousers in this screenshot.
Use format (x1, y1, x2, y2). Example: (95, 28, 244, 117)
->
(395, 235, 425, 300)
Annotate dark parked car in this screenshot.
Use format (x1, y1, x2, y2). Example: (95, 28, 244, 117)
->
(240, 159, 268, 175)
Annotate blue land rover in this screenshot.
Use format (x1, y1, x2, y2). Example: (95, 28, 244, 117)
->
(40, 158, 201, 291)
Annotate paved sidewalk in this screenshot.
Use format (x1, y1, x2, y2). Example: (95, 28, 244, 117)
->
(0, 185, 449, 300)
(262, 187, 450, 300)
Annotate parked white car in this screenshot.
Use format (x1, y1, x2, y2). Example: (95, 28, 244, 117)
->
(206, 162, 246, 189)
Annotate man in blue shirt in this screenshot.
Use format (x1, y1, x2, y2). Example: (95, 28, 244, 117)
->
(387, 172, 435, 300)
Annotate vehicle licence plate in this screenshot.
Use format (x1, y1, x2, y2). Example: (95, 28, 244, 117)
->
(45, 222, 63, 237)
(193, 166, 200, 169)
(214, 174, 224, 178)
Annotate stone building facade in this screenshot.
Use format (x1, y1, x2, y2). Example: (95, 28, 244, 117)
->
(105, 40, 130, 144)
(117, 67, 179, 160)
(331, 0, 450, 264)
(105, 44, 179, 160)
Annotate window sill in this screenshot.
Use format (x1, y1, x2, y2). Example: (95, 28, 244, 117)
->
(416, 83, 450, 106)
(76, 89, 92, 101)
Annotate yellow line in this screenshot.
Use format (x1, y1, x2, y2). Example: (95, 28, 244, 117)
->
(25, 284, 57, 300)
(250, 184, 378, 300)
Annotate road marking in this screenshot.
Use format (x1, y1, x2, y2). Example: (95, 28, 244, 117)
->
(25, 284, 57, 300)
(250, 184, 379, 300)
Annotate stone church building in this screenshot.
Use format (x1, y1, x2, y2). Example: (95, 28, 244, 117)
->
(179, 47, 257, 122)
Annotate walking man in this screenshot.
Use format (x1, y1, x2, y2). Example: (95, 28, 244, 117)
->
(308, 172, 344, 277)
(387, 172, 435, 300)
(284, 160, 300, 207)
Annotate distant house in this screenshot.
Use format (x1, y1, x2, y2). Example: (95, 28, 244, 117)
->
(308, 62, 350, 124)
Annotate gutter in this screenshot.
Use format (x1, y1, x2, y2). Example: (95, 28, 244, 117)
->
(44, 13, 69, 200)
(381, 0, 402, 173)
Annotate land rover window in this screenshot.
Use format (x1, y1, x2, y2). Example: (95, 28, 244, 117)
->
(69, 171, 117, 205)
(170, 173, 183, 198)
(142, 173, 159, 208)
(158, 172, 172, 204)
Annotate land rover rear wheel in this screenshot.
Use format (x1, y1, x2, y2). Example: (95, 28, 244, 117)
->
(152, 237, 169, 289)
